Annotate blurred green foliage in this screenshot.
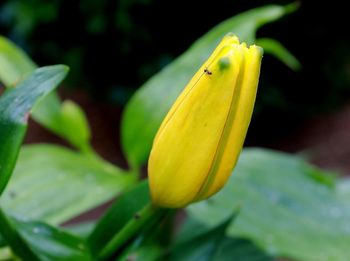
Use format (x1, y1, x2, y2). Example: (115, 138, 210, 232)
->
(188, 149, 350, 261)
(1, 0, 349, 147)
(1, 3, 350, 260)
(120, 4, 298, 167)
(1, 144, 134, 224)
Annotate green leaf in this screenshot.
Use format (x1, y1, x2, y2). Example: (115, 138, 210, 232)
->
(59, 100, 91, 151)
(32, 97, 93, 153)
(12, 218, 92, 260)
(0, 36, 92, 152)
(1, 144, 135, 225)
(171, 216, 271, 261)
(0, 65, 68, 196)
(187, 149, 350, 261)
(0, 36, 36, 86)
(210, 237, 272, 261)
(171, 225, 225, 261)
(256, 38, 301, 71)
(88, 181, 150, 256)
(33, 99, 93, 152)
(121, 3, 298, 168)
(337, 178, 350, 205)
(0, 208, 39, 260)
(0, 217, 95, 260)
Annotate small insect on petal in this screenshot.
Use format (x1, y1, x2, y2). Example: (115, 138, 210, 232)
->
(204, 68, 212, 75)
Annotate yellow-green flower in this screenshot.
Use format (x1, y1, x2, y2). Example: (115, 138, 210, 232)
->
(148, 34, 263, 208)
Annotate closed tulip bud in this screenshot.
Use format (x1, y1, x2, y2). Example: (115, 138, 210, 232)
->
(148, 34, 263, 208)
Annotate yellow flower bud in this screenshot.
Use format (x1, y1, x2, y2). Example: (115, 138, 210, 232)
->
(148, 34, 263, 208)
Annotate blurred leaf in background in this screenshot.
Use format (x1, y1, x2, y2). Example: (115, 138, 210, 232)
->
(0, 36, 94, 153)
(121, 3, 298, 168)
(187, 149, 350, 261)
(0, 2, 349, 260)
(0, 0, 345, 104)
(1, 0, 349, 152)
(0, 144, 135, 225)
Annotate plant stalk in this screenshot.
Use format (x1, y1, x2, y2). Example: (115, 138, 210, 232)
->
(97, 203, 166, 260)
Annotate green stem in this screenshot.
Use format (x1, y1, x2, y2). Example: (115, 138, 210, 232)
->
(97, 203, 166, 260)
(0, 208, 39, 260)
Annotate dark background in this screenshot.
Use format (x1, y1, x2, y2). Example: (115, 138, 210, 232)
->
(1, 0, 349, 171)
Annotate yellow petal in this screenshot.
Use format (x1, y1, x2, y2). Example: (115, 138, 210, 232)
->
(154, 34, 240, 139)
(148, 34, 263, 208)
(195, 45, 263, 200)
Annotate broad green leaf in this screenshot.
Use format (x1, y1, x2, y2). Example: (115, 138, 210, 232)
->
(12, 218, 92, 260)
(256, 38, 301, 71)
(0, 65, 68, 196)
(88, 181, 150, 256)
(171, 216, 271, 261)
(171, 226, 225, 261)
(0, 220, 94, 261)
(337, 178, 350, 202)
(0, 36, 91, 152)
(0, 36, 36, 86)
(0, 208, 39, 260)
(1, 144, 135, 225)
(210, 237, 272, 261)
(187, 149, 350, 261)
(121, 3, 299, 167)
